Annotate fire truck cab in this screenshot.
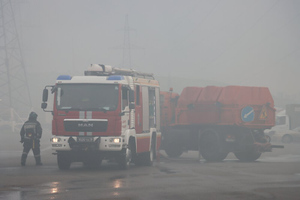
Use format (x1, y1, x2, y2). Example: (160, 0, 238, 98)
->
(41, 64, 161, 170)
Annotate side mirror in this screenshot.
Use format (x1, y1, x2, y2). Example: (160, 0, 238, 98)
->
(42, 89, 48, 102)
(41, 102, 47, 109)
(129, 89, 134, 103)
(119, 111, 125, 116)
(129, 103, 135, 110)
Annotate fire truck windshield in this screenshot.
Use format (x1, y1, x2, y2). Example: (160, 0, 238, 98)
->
(56, 84, 119, 111)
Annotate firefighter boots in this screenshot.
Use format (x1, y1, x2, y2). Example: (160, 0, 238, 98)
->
(21, 153, 27, 166)
(35, 155, 43, 166)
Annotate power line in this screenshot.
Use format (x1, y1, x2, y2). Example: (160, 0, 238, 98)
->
(171, 0, 222, 48)
(239, 14, 300, 84)
(204, 0, 280, 68)
(169, 0, 203, 32)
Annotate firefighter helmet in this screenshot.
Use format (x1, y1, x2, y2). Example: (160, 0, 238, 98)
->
(29, 112, 38, 120)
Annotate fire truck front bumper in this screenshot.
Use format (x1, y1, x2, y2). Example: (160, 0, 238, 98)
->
(51, 136, 124, 151)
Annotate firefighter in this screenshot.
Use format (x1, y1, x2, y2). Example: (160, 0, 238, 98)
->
(20, 112, 43, 166)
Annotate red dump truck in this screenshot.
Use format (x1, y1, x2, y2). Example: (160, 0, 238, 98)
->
(160, 86, 283, 162)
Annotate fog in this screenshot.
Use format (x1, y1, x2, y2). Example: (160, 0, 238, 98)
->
(1, 2, 300, 197)
(4, 0, 300, 121)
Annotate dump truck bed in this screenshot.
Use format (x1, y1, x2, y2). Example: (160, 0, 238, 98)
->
(173, 86, 275, 129)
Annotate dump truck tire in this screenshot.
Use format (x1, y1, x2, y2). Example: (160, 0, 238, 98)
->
(200, 129, 226, 162)
(234, 150, 261, 162)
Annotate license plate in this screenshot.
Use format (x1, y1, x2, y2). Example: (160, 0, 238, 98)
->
(77, 137, 94, 142)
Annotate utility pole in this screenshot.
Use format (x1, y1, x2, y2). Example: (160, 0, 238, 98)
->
(0, 0, 32, 131)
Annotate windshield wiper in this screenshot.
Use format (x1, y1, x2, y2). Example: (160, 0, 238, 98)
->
(59, 107, 111, 112)
(60, 107, 72, 110)
(99, 107, 109, 113)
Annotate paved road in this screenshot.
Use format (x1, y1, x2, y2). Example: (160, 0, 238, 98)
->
(1, 130, 300, 200)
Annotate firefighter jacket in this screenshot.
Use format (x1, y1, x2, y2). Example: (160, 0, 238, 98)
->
(20, 120, 43, 142)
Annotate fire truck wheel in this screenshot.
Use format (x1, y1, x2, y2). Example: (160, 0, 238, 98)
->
(200, 130, 225, 162)
(118, 146, 132, 170)
(57, 152, 71, 170)
(135, 136, 156, 166)
(143, 139, 155, 166)
(234, 150, 262, 162)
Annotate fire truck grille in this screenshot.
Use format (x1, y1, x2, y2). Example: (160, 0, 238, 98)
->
(64, 120, 108, 132)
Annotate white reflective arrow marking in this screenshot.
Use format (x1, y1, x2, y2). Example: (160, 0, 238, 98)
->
(244, 110, 253, 118)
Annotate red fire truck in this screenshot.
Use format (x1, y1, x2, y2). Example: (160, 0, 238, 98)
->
(41, 64, 161, 169)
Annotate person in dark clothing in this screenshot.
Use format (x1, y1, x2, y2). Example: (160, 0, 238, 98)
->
(20, 112, 43, 166)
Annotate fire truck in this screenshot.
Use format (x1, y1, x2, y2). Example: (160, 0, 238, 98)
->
(41, 64, 161, 170)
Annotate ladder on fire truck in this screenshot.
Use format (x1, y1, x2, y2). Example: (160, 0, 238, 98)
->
(84, 64, 154, 80)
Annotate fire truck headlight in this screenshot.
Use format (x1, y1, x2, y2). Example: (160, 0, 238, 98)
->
(51, 137, 61, 143)
(114, 138, 121, 143)
(110, 138, 121, 143)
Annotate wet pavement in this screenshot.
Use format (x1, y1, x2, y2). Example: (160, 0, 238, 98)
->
(1, 130, 300, 200)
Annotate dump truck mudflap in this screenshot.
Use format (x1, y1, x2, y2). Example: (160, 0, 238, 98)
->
(254, 142, 284, 152)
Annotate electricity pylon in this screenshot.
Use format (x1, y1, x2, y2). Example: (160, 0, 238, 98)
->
(115, 14, 144, 69)
(0, 0, 32, 131)
(122, 14, 133, 68)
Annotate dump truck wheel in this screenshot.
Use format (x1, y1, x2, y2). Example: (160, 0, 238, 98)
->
(200, 130, 225, 162)
(164, 142, 183, 158)
(218, 151, 229, 161)
(234, 150, 261, 162)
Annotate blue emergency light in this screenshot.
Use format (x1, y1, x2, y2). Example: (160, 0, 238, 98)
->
(107, 75, 124, 80)
(57, 75, 72, 80)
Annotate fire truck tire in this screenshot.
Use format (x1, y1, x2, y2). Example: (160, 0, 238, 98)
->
(57, 152, 71, 170)
(118, 143, 133, 170)
(234, 150, 261, 162)
(200, 129, 225, 162)
(135, 136, 155, 166)
(144, 138, 155, 166)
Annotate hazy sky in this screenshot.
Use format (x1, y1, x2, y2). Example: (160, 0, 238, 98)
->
(17, 0, 300, 98)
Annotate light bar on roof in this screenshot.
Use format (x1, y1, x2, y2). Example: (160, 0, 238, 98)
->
(57, 75, 72, 80)
(107, 75, 124, 80)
